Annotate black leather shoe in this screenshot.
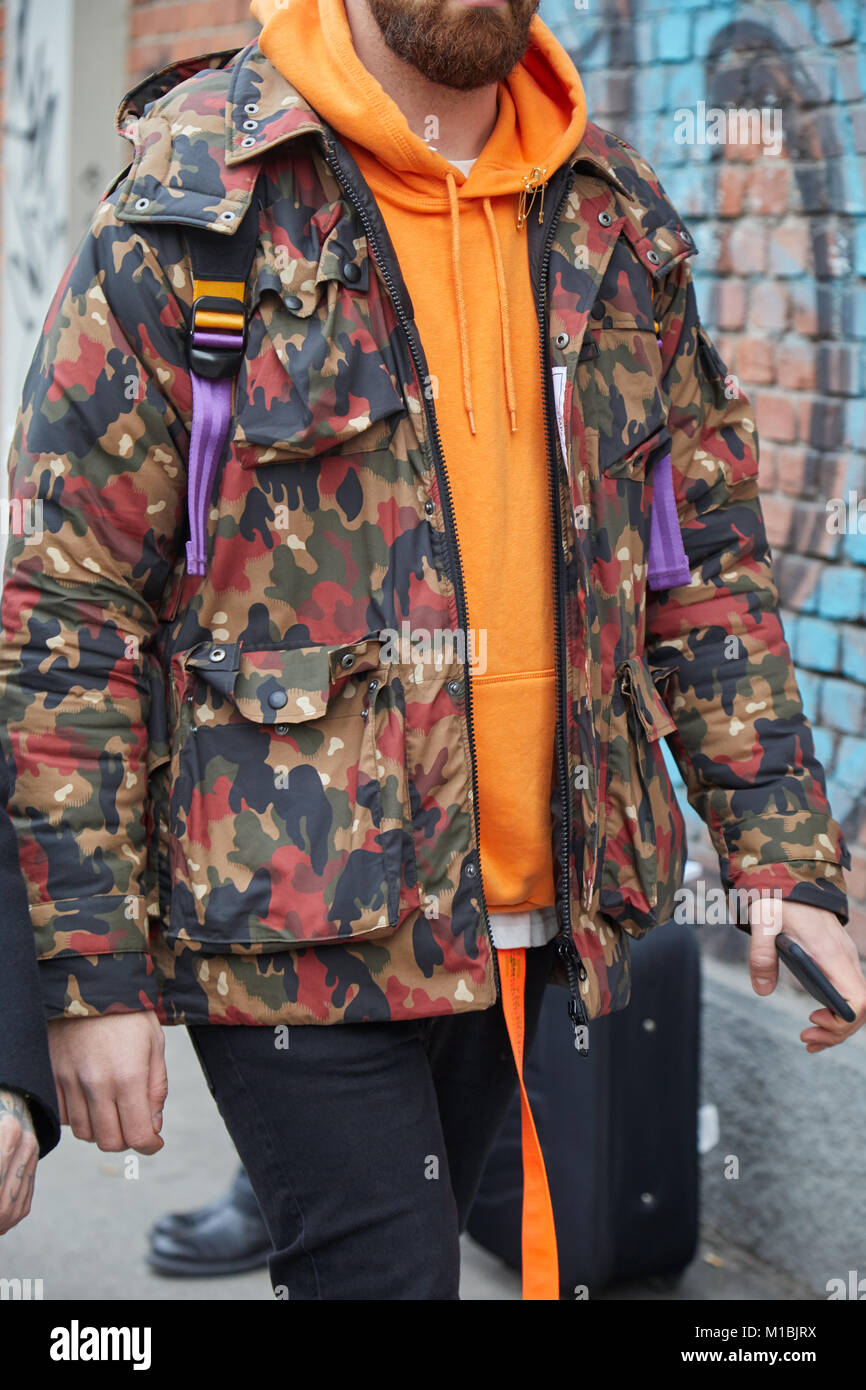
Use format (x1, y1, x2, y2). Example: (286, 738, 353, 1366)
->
(147, 1166, 272, 1277)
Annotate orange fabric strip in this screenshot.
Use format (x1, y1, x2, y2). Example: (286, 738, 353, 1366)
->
(192, 279, 247, 301)
(497, 946, 560, 1300)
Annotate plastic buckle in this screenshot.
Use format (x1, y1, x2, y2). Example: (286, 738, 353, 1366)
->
(188, 294, 247, 379)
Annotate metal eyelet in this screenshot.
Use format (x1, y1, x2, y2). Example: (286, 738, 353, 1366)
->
(134, 197, 150, 211)
(555, 331, 569, 349)
(340, 653, 356, 669)
(219, 210, 237, 223)
(241, 136, 257, 148)
(597, 210, 612, 227)
(647, 249, 661, 265)
(242, 119, 258, 131)
(210, 648, 226, 663)
(244, 102, 259, 115)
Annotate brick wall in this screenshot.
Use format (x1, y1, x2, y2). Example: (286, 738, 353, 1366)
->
(127, 0, 256, 82)
(546, 0, 866, 941)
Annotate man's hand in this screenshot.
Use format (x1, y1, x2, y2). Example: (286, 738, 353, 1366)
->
(748, 898, 866, 1052)
(0, 1088, 38, 1233)
(48, 1011, 167, 1154)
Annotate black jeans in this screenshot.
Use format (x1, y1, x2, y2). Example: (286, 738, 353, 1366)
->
(188, 939, 556, 1300)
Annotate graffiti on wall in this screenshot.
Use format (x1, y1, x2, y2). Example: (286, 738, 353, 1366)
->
(3, 0, 67, 340)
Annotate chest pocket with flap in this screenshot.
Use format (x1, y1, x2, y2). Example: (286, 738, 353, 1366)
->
(232, 211, 407, 466)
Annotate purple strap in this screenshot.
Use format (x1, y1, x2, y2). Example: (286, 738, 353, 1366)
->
(186, 372, 233, 576)
(647, 450, 691, 590)
(186, 324, 244, 576)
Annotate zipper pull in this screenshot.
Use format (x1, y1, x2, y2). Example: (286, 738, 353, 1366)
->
(554, 933, 590, 1056)
(517, 166, 548, 230)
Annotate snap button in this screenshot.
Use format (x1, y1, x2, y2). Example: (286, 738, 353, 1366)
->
(244, 102, 259, 115)
(597, 210, 612, 227)
(284, 294, 302, 311)
(210, 648, 227, 663)
(134, 197, 150, 211)
(268, 690, 288, 709)
(342, 261, 361, 283)
(465, 861, 477, 878)
(242, 119, 258, 131)
(424, 499, 435, 515)
(367, 678, 379, 693)
(340, 653, 356, 669)
(241, 136, 256, 148)
(555, 331, 569, 349)
(446, 680, 463, 698)
(646, 249, 661, 265)
(274, 723, 289, 735)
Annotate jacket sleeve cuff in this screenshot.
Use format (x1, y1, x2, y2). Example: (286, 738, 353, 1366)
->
(38, 952, 160, 1019)
(717, 859, 849, 929)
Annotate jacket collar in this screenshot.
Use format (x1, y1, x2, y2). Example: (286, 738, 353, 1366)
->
(114, 40, 637, 232)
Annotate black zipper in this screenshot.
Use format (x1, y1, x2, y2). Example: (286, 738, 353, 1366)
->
(533, 164, 591, 1048)
(322, 136, 499, 999)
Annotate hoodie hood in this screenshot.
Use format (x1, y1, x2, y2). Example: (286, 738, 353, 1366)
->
(250, 0, 587, 206)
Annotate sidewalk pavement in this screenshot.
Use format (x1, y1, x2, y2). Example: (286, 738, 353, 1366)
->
(0, 1025, 816, 1302)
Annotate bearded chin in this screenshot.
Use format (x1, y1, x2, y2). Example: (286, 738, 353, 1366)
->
(367, 0, 537, 90)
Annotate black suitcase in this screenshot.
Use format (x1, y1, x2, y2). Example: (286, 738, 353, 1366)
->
(466, 919, 700, 1296)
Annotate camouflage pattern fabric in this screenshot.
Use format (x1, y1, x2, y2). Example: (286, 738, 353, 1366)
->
(0, 42, 849, 1026)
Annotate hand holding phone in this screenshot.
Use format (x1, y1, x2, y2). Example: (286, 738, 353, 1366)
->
(775, 933, 856, 1023)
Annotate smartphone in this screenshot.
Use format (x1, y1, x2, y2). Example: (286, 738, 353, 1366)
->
(775, 933, 856, 1022)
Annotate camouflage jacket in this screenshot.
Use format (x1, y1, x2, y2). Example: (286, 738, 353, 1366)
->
(0, 41, 850, 1027)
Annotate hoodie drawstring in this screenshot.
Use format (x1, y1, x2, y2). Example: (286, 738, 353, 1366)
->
(445, 172, 476, 436)
(445, 171, 519, 436)
(482, 197, 518, 434)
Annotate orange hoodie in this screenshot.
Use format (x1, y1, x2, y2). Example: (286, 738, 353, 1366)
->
(251, 0, 587, 914)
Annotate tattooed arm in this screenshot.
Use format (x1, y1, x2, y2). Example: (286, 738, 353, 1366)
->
(0, 1086, 38, 1233)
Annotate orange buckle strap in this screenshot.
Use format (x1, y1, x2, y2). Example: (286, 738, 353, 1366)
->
(497, 946, 560, 1300)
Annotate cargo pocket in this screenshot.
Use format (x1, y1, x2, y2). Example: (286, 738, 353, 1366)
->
(165, 635, 420, 950)
(597, 654, 687, 936)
